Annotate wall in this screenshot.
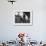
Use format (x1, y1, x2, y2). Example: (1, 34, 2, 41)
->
(0, 0, 46, 41)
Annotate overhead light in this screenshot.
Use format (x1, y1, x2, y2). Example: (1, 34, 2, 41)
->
(8, 0, 16, 4)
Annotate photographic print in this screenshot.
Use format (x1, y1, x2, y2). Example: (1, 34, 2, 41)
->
(14, 10, 32, 26)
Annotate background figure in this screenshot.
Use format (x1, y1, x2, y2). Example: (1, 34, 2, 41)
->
(23, 12, 30, 23)
(15, 12, 23, 23)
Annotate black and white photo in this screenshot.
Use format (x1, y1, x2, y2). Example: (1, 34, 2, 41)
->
(14, 10, 32, 26)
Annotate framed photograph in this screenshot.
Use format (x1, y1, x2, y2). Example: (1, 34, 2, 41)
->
(14, 10, 33, 26)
